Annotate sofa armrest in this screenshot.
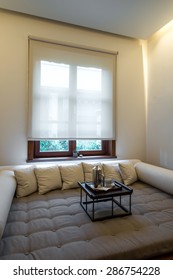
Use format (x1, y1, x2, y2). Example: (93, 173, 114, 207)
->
(0, 171, 16, 239)
(135, 162, 173, 195)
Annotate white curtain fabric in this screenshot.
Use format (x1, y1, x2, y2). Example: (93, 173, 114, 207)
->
(28, 39, 117, 140)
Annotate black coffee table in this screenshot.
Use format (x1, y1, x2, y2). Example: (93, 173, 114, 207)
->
(78, 180, 133, 221)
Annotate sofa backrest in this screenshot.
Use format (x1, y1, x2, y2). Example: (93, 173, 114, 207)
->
(135, 162, 173, 195)
(0, 170, 16, 239)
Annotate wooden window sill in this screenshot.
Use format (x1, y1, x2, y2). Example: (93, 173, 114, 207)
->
(27, 155, 117, 163)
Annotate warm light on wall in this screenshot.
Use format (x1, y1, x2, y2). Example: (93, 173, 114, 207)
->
(140, 40, 148, 117)
(153, 19, 173, 38)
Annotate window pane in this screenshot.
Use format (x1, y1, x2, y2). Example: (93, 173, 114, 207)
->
(41, 61, 69, 88)
(76, 140, 102, 151)
(77, 67, 102, 91)
(40, 140, 69, 152)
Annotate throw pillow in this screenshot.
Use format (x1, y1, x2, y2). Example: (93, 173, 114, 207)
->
(119, 161, 138, 185)
(82, 162, 102, 182)
(34, 165, 62, 195)
(102, 163, 123, 182)
(14, 166, 37, 198)
(59, 163, 84, 190)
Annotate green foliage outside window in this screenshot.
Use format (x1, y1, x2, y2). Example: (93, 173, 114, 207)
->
(40, 140, 69, 152)
(76, 140, 101, 151)
(40, 140, 101, 152)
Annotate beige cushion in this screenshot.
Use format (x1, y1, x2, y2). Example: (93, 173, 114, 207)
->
(34, 165, 62, 195)
(59, 163, 84, 190)
(102, 163, 123, 182)
(82, 162, 102, 182)
(119, 161, 137, 185)
(14, 167, 37, 198)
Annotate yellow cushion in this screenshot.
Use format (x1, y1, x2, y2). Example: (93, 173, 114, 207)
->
(14, 167, 37, 198)
(59, 163, 84, 190)
(34, 165, 62, 194)
(119, 162, 137, 185)
(82, 162, 102, 182)
(102, 163, 123, 182)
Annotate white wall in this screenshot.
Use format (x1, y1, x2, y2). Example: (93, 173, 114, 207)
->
(147, 21, 173, 169)
(0, 10, 146, 165)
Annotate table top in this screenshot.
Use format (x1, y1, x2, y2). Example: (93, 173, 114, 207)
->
(78, 180, 133, 199)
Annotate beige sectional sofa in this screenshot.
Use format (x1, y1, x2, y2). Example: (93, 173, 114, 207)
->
(1, 159, 173, 260)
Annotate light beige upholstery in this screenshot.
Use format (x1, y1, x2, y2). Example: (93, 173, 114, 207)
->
(34, 165, 62, 194)
(14, 167, 37, 198)
(1, 159, 173, 260)
(82, 162, 102, 182)
(101, 163, 123, 182)
(135, 162, 173, 195)
(59, 163, 84, 190)
(119, 161, 138, 185)
(1, 181, 173, 260)
(0, 171, 16, 239)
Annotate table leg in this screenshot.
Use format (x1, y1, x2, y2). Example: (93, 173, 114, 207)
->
(92, 199, 95, 221)
(129, 194, 132, 213)
(86, 192, 88, 212)
(112, 197, 114, 216)
(80, 187, 82, 204)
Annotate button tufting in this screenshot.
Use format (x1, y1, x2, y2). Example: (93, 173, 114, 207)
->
(3, 178, 173, 261)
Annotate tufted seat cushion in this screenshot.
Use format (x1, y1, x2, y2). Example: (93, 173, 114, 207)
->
(1, 180, 173, 260)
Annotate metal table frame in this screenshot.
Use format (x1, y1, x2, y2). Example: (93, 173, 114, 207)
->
(78, 181, 133, 221)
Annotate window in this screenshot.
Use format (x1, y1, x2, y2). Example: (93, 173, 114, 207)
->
(28, 39, 117, 160)
(35, 139, 106, 157)
(28, 139, 116, 160)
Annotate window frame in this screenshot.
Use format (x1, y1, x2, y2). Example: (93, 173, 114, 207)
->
(27, 140, 116, 161)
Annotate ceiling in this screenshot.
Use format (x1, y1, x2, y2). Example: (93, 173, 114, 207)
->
(1, 0, 173, 39)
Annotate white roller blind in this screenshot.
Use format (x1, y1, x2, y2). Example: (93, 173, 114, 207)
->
(28, 39, 117, 140)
